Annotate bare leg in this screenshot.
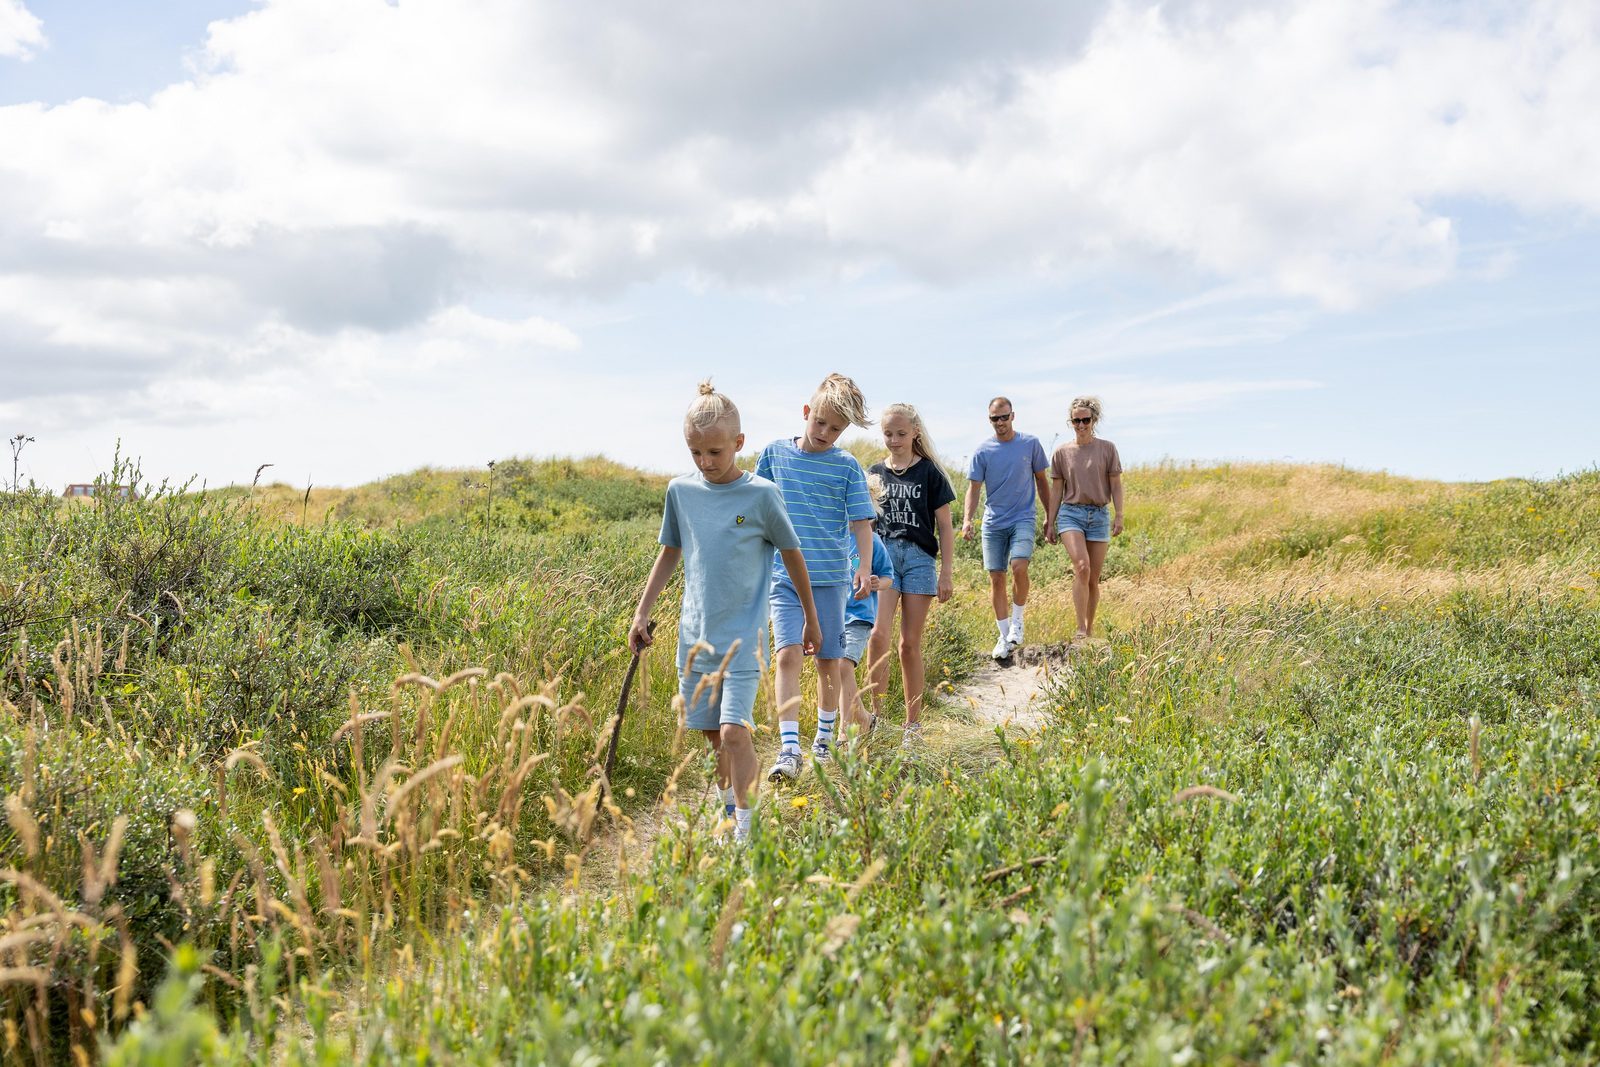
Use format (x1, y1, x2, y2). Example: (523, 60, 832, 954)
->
(702, 728, 725, 788)
(817, 657, 845, 727)
(1063, 532, 1092, 639)
(1085, 539, 1110, 637)
(840, 656, 860, 723)
(897, 593, 935, 725)
(720, 724, 758, 806)
(988, 569, 1009, 626)
(1011, 557, 1031, 606)
(868, 588, 899, 713)
(773, 644, 804, 729)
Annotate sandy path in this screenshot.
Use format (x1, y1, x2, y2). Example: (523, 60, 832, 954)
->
(577, 640, 1089, 888)
(954, 642, 1082, 731)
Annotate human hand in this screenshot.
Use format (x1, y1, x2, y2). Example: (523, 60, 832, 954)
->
(1045, 527, 1058, 544)
(1112, 514, 1124, 537)
(628, 616, 655, 653)
(801, 619, 821, 656)
(960, 520, 974, 542)
(937, 572, 953, 603)
(852, 565, 872, 600)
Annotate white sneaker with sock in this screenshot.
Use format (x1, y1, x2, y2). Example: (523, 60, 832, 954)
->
(1008, 606, 1026, 649)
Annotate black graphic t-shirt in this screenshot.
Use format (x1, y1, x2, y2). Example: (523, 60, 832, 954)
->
(869, 458, 957, 561)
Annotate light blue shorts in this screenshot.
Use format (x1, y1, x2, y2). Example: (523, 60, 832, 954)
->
(771, 578, 850, 660)
(841, 620, 873, 665)
(885, 539, 938, 597)
(1056, 503, 1111, 542)
(981, 520, 1036, 572)
(680, 669, 760, 731)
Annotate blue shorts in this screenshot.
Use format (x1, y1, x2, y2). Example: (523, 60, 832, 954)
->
(885, 539, 938, 597)
(1056, 503, 1111, 542)
(981, 520, 1036, 572)
(771, 578, 850, 660)
(680, 669, 760, 731)
(841, 620, 872, 664)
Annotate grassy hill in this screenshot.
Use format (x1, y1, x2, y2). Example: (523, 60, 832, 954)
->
(2, 455, 1597, 1063)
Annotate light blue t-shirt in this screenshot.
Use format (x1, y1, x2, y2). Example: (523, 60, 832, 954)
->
(846, 535, 896, 627)
(659, 471, 800, 674)
(755, 438, 876, 586)
(967, 433, 1049, 530)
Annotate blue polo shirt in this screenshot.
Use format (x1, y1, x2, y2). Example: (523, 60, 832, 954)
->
(967, 433, 1048, 529)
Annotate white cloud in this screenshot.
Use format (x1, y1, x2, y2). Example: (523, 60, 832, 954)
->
(1, 0, 1597, 429)
(0, 0, 43, 60)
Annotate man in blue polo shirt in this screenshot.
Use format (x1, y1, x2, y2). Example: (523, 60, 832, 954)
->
(961, 396, 1049, 659)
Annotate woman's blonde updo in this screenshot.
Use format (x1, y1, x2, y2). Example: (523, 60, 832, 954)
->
(685, 379, 741, 434)
(1069, 395, 1104, 429)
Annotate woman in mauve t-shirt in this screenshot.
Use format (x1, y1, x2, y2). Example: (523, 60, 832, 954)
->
(1045, 395, 1124, 641)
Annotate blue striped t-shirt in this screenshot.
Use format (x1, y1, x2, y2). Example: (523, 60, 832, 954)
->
(756, 438, 875, 586)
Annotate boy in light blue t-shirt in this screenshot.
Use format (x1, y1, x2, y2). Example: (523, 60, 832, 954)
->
(631, 382, 818, 841)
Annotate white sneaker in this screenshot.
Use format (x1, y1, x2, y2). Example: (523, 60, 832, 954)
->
(992, 635, 1012, 660)
(901, 723, 925, 748)
(768, 750, 802, 783)
(810, 737, 833, 764)
(1007, 621, 1024, 650)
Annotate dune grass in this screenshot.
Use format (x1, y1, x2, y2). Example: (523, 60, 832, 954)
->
(3, 456, 1597, 1064)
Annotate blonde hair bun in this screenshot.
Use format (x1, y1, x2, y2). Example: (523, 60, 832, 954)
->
(686, 378, 741, 433)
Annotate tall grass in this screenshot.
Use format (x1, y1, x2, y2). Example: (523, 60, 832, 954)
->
(3, 458, 1597, 1063)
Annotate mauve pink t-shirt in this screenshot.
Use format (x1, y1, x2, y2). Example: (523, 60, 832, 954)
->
(1050, 438, 1122, 506)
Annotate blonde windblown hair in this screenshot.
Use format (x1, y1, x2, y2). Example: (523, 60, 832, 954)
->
(811, 373, 870, 428)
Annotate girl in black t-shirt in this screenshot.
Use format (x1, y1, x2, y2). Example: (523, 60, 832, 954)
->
(866, 403, 956, 744)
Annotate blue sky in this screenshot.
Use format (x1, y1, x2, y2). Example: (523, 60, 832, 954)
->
(2, 0, 1596, 491)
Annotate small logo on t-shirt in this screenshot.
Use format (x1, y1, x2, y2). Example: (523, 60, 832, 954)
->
(735, 515, 746, 525)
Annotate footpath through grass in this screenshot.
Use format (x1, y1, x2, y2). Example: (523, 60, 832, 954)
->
(3, 458, 1598, 1063)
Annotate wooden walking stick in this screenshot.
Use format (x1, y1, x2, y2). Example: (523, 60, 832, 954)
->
(604, 621, 654, 794)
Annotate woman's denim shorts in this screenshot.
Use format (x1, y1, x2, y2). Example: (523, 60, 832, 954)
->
(1055, 503, 1111, 542)
(884, 538, 939, 596)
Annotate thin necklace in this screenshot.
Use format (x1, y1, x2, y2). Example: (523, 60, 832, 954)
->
(885, 454, 916, 475)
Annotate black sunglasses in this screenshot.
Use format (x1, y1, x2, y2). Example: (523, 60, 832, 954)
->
(989, 412, 1014, 423)
(1071, 417, 1093, 426)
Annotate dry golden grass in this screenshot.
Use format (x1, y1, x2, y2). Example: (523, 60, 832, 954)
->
(1102, 558, 1593, 622)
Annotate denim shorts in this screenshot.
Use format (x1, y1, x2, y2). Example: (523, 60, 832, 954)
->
(680, 669, 760, 731)
(840, 620, 873, 665)
(981, 520, 1036, 572)
(885, 538, 938, 597)
(771, 578, 850, 660)
(1056, 503, 1111, 542)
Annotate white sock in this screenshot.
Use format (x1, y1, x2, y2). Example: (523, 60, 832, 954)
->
(719, 785, 736, 814)
(1011, 604, 1026, 627)
(735, 806, 753, 839)
(815, 708, 837, 745)
(996, 618, 1010, 640)
(779, 720, 801, 755)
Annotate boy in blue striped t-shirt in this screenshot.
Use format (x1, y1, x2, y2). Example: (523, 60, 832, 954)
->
(757, 373, 876, 782)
